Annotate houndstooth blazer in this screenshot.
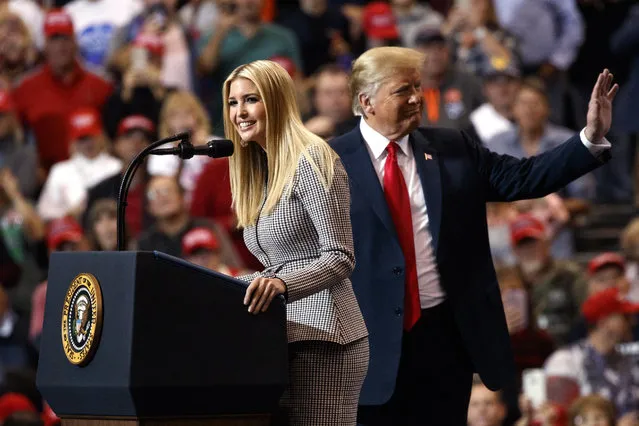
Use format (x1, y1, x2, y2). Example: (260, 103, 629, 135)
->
(238, 147, 368, 345)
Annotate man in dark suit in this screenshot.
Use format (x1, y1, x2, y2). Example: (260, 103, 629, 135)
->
(330, 46, 618, 425)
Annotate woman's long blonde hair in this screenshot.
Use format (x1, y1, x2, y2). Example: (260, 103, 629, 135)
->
(0, 10, 37, 85)
(223, 60, 338, 228)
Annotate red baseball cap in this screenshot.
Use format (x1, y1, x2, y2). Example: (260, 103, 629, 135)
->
(42, 401, 60, 426)
(117, 115, 155, 137)
(270, 56, 296, 78)
(43, 9, 74, 38)
(588, 252, 625, 275)
(47, 217, 83, 251)
(182, 227, 219, 256)
(0, 90, 14, 113)
(582, 287, 639, 324)
(134, 32, 164, 58)
(0, 393, 37, 421)
(68, 107, 103, 142)
(510, 214, 546, 245)
(363, 2, 399, 41)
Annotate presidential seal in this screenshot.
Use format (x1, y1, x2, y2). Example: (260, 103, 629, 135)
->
(61, 273, 103, 366)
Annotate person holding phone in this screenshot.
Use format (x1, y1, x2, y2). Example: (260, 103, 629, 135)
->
(223, 60, 368, 426)
(496, 266, 555, 426)
(108, 1, 192, 91)
(102, 32, 167, 140)
(123, 33, 165, 100)
(441, 0, 517, 76)
(197, 0, 302, 127)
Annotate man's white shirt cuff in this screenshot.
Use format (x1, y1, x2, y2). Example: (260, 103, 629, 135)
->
(580, 128, 611, 158)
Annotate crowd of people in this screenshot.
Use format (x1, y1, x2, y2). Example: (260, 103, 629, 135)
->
(0, 0, 638, 425)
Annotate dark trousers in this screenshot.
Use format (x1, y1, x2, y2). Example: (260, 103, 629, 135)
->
(357, 301, 474, 426)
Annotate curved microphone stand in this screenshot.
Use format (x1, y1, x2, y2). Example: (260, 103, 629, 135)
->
(116, 132, 191, 251)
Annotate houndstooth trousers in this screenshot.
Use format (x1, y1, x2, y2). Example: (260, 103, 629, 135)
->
(237, 151, 370, 425)
(276, 337, 369, 426)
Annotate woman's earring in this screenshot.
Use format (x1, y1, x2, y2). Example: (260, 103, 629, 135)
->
(239, 139, 247, 148)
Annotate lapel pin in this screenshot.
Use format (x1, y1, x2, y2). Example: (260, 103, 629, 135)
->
(424, 153, 433, 160)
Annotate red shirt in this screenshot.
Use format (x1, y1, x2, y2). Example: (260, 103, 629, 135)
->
(190, 157, 262, 271)
(12, 62, 113, 170)
(126, 181, 144, 238)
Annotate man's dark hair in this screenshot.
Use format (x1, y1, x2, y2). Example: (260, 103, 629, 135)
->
(311, 63, 351, 105)
(314, 63, 349, 80)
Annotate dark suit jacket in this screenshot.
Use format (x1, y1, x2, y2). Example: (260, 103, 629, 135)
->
(330, 125, 608, 405)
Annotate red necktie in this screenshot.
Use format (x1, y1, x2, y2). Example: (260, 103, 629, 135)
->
(383, 141, 421, 330)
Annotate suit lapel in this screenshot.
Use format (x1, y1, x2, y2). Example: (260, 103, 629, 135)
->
(339, 130, 398, 239)
(410, 131, 442, 254)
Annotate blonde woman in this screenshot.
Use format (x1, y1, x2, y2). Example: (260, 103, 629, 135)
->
(147, 90, 216, 203)
(442, 0, 517, 76)
(0, 10, 38, 89)
(223, 60, 369, 426)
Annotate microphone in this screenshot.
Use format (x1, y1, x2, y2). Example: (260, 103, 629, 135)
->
(116, 132, 234, 251)
(149, 139, 234, 159)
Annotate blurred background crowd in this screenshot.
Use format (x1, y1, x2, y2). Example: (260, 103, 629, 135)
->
(0, 0, 638, 425)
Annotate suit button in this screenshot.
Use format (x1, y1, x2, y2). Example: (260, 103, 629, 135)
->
(395, 308, 403, 316)
(393, 267, 403, 275)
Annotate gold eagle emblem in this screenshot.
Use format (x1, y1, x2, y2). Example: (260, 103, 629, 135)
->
(61, 273, 103, 366)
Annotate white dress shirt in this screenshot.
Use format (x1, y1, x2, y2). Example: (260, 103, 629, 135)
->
(360, 118, 445, 309)
(359, 118, 610, 309)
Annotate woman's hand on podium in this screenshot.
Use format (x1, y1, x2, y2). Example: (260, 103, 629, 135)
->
(244, 276, 287, 314)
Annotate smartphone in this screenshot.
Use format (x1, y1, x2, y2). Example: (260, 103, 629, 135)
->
(131, 46, 148, 70)
(522, 369, 547, 409)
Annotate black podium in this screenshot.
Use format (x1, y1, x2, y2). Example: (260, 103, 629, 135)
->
(36, 251, 288, 426)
